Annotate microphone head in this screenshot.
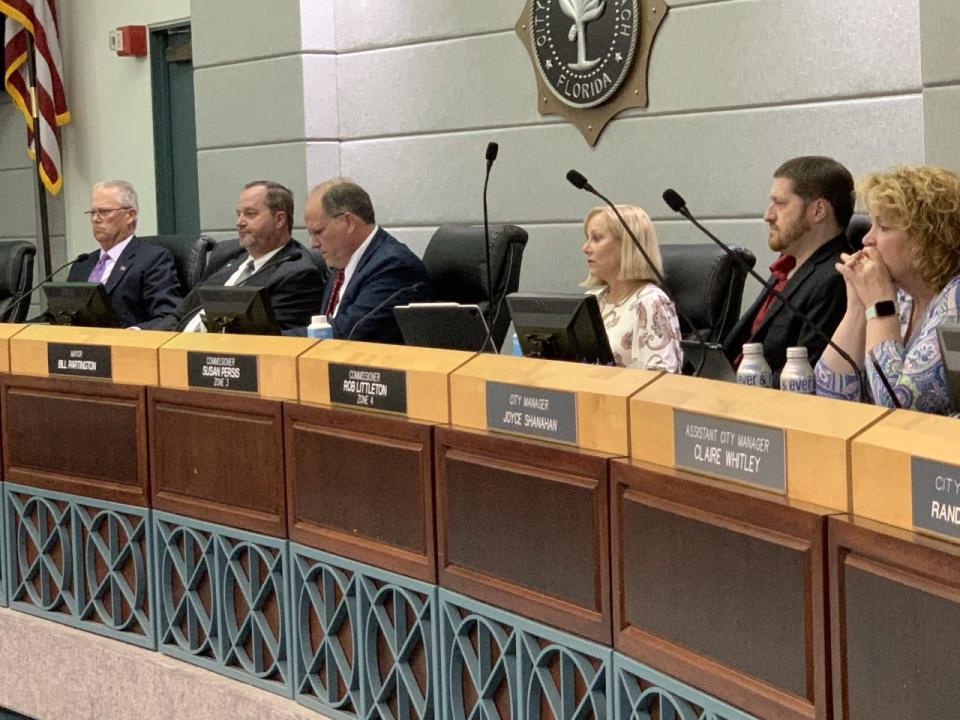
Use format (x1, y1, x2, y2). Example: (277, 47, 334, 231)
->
(662, 189, 687, 213)
(566, 169, 589, 190)
(75, 252, 91, 262)
(485, 142, 499, 163)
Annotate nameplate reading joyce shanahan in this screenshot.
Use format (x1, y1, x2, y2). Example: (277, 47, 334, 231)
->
(328, 363, 407, 414)
(187, 351, 259, 393)
(486, 381, 577, 445)
(674, 410, 786, 493)
(911, 456, 960, 542)
(47, 343, 112, 379)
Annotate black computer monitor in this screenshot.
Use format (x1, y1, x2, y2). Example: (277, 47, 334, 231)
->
(506, 292, 614, 364)
(44, 282, 121, 327)
(197, 286, 280, 335)
(394, 302, 493, 352)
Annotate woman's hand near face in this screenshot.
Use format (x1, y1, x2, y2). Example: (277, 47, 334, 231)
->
(836, 251, 866, 314)
(837, 247, 897, 308)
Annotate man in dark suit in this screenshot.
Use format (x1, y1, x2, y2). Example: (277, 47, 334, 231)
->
(723, 156, 853, 381)
(303, 179, 429, 342)
(70, 180, 181, 328)
(154, 180, 325, 332)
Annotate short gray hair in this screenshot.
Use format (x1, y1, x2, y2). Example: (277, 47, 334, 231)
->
(92, 180, 139, 212)
(310, 178, 376, 224)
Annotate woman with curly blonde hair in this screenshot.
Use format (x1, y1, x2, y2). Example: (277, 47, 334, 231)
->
(816, 165, 960, 413)
(580, 205, 682, 371)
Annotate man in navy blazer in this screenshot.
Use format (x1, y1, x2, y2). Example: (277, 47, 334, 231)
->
(154, 180, 325, 332)
(68, 180, 181, 328)
(303, 179, 429, 342)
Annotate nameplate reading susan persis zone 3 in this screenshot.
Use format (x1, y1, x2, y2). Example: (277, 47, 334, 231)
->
(486, 382, 577, 445)
(912, 456, 960, 541)
(328, 363, 407, 413)
(48, 343, 112, 379)
(674, 410, 786, 493)
(187, 351, 259, 393)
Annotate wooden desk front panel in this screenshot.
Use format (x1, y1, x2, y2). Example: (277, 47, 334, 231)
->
(1, 375, 148, 506)
(148, 387, 286, 537)
(435, 426, 611, 644)
(285, 403, 436, 583)
(828, 515, 960, 720)
(612, 460, 829, 720)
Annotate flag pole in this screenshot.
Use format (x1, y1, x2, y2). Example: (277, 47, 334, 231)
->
(25, 31, 53, 276)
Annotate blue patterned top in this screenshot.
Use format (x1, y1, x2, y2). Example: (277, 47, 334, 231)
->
(814, 274, 960, 414)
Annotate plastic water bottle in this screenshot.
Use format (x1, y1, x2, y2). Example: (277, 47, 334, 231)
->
(307, 314, 334, 340)
(780, 346, 816, 394)
(737, 343, 772, 388)
(511, 332, 523, 356)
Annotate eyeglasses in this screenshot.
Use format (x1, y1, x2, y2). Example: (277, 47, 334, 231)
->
(309, 212, 346, 239)
(84, 207, 132, 219)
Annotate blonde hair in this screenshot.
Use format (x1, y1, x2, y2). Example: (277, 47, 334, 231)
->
(858, 165, 960, 291)
(580, 205, 663, 287)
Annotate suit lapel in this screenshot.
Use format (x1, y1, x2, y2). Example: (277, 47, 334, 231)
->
(235, 242, 297, 286)
(103, 237, 138, 294)
(752, 259, 817, 336)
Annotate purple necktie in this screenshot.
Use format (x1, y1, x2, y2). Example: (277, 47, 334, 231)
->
(87, 253, 111, 284)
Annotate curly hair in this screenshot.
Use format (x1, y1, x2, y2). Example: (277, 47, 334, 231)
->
(858, 165, 960, 291)
(580, 205, 663, 287)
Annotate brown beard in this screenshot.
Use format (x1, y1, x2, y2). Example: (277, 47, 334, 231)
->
(768, 212, 811, 253)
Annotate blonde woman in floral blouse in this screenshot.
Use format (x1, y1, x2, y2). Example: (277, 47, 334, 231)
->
(580, 205, 682, 372)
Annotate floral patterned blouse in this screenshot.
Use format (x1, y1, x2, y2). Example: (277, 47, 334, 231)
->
(814, 274, 960, 414)
(595, 283, 683, 372)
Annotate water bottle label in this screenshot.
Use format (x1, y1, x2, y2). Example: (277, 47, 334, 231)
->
(737, 372, 771, 387)
(781, 376, 816, 394)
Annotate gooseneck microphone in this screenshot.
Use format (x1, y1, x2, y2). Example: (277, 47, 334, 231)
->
(567, 170, 709, 376)
(8, 252, 91, 321)
(481, 142, 500, 352)
(346, 281, 426, 342)
(661, 189, 891, 405)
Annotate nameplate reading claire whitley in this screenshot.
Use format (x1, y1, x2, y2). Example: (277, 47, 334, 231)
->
(328, 363, 407, 414)
(187, 352, 259, 393)
(47, 343, 112, 379)
(912, 456, 960, 542)
(486, 381, 578, 445)
(674, 410, 786, 493)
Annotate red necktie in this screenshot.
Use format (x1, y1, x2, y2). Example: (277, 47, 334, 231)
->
(325, 269, 345, 315)
(750, 253, 797, 337)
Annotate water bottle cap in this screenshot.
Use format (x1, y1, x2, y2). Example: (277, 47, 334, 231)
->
(311, 314, 328, 324)
(742, 343, 764, 355)
(786, 346, 808, 359)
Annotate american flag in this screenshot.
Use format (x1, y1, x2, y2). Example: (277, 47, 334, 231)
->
(2, 0, 70, 195)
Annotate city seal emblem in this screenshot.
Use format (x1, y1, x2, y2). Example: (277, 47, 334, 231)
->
(516, 0, 668, 145)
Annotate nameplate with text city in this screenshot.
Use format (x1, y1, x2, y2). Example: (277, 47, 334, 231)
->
(48, 343, 112, 379)
(674, 410, 786, 493)
(187, 352, 259, 393)
(912, 456, 960, 542)
(328, 363, 407, 414)
(486, 382, 578, 445)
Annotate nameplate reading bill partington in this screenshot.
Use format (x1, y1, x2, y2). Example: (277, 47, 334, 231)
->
(912, 456, 960, 542)
(48, 343, 112, 379)
(674, 410, 786, 493)
(486, 381, 578, 445)
(187, 351, 259, 393)
(328, 363, 407, 414)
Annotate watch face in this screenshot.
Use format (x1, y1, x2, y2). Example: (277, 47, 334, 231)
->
(875, 300, 897, 317)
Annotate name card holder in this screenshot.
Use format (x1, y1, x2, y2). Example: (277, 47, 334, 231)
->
(0, 323, 27, 373)
(852, 409, 960, 543)
(631, 374, 888, 510)
(299, 340, 475, 423)
(9, 325, 177, 385)
(451, 354, 659, 455)
(158, 333, 316, 400)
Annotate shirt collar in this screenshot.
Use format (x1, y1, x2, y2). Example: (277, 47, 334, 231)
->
(103, 234, 134, 261)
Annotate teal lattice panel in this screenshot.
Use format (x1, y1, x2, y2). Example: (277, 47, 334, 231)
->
(439, 590, 611, 720)
(3, 483, 155, 648)
(154, 511, 292, 697)
(614, 654, 758, 720)
(289, 544, 438, 720)
(0, 481, 7, 607)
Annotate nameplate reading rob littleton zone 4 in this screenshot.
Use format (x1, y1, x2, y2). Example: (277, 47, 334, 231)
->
(674, 410, 786, 493)
(187, 351, 259, 393)
(328, 363, 408, 414)
(48, 343, 112, 379)
(486, 381, 578, 445)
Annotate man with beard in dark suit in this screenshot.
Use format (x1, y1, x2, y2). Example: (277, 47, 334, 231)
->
(723, 156, 853, 383)
(154, 180, 325, 332)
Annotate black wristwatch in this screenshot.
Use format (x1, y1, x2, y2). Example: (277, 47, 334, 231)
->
(865, 299, 896, 321)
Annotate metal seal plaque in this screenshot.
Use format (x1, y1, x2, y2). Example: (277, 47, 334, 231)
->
(517, 0, 668, 145)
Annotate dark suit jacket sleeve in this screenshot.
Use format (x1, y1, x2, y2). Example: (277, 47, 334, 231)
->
(269, 265, 326, 330)
(138, 249, 181, 326)
(794, 269, 847, 368)
(330, 254, 429, 341)
(143, 288, 198, 331)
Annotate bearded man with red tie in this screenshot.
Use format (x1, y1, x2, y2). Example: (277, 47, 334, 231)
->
(723, 156, 854, 384)
(303, 179, 430, 342)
